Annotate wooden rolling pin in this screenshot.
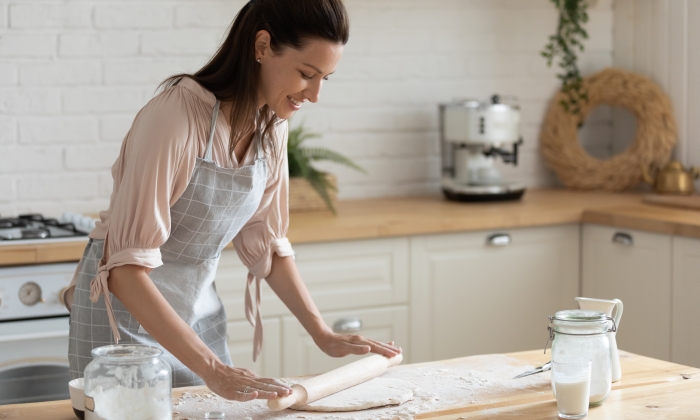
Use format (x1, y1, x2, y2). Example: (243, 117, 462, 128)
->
(267, 353, 403, 411)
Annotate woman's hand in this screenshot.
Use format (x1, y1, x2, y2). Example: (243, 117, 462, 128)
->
(313, 331, 402, 359)
(202, 361, 293, 402)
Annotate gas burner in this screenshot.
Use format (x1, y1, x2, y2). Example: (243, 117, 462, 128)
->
(0, 214, 89, 242)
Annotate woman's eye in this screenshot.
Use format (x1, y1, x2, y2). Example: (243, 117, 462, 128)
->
(300, 72, 313, 80)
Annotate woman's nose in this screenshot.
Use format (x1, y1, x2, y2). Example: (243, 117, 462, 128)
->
(304, 80, 322, 103)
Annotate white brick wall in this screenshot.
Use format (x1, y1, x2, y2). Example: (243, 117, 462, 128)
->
(0, 0, 613, 216)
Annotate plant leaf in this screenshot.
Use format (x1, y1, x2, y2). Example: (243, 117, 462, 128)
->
(306, 168, 337, 214)
(303, 147, 367, 174)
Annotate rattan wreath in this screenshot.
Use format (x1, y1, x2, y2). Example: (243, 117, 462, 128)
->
(540, 67, 677, 191)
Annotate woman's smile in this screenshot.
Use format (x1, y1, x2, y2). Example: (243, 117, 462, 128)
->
(287, 95, 305, 110)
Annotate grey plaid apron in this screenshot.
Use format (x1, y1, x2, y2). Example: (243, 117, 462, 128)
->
(68, 99, 268, 387)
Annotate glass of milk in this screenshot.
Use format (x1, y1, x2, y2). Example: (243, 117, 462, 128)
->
(551, 357, 592, 419)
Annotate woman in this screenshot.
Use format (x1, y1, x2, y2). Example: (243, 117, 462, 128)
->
(65, 0, 400, 402)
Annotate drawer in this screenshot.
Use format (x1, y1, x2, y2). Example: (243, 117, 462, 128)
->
(215, 237, 409, 321)
(226, 318, 281, 377)
(582, 224, 672, 361)
(410, 224, 580, 362)
(281, 305, 409, 377)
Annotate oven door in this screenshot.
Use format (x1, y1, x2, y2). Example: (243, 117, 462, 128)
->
(0, 317, 70, 404)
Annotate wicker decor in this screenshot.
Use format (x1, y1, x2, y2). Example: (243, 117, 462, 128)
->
(289, 173, 337, 212)
(540, 67, 677, 191)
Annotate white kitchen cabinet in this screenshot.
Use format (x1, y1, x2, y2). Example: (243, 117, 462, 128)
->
(281, 305, 409, 377)
(215, 237, 408, 321)
(227, 318, 282, 377)
(582, 224, 672, 361)
(410, 224, 580, 363)
(671, 236, 700, 368)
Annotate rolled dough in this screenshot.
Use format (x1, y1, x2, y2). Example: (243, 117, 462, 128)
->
(290, 378, 417, 412)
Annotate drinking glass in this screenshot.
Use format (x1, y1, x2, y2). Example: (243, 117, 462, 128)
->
(551, 357, 592, 419)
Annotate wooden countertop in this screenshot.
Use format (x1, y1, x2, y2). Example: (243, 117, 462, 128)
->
(2, 189, 700, 267)
(2, 350, 697, 419)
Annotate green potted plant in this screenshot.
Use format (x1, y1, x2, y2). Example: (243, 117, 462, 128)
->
(287, 122, 366, 214)
(542, 0, 591, 123)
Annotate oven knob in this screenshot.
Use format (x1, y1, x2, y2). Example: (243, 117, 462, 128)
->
(18, 282, 43, 306)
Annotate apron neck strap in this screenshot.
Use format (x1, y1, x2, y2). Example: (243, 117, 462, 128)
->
(204, 99, 221, 162)
(255, 129, 264, 160)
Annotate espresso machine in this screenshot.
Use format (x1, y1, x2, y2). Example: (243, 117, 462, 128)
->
(439, 95, 526, 202)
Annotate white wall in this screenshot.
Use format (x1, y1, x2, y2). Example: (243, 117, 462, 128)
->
(0, 0, 614, 216)
(613, 0, 700, 190)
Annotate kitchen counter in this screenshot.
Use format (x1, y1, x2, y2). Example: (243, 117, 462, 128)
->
(2, 349, 697, 419)
(2, 189, 700, 267)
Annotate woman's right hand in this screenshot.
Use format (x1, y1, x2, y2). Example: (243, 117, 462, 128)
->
(202, 362, 293, 401)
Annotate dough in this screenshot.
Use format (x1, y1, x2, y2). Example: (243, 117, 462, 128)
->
(291, 378, 417, 412)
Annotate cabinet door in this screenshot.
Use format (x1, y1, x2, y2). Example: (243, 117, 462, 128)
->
(672, 236, 700, 368)
(227, 318, 281, 377)
(281, 306, 408, 377)
(215, 237, 408, 321)
(410, 225, 580, 363)
(582, 224, 672, 361)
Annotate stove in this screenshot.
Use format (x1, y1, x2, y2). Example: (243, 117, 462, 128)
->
(0, 212, 92, 404)
(0, 213, 90, 244)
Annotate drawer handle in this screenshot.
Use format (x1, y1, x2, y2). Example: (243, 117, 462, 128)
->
(333, 317, 362, 334)
(612, 232, 633, 246)
(487, 233, 511, 246)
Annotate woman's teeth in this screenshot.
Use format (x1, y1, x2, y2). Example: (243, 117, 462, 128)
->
(288, 96, 301, 107)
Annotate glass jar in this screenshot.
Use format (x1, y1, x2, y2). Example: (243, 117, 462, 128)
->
(83, 345, 172, 420)
(546, 310, 615, 406)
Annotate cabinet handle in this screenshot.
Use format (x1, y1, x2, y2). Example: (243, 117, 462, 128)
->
(333, 317, 362, 334)
(486, 233, 511, 246)
(612, 232, 633, 246)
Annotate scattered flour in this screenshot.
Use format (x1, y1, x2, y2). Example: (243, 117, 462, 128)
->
(171, 354, 550, 420)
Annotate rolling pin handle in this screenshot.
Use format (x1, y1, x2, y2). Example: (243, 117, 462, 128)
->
(387, 353, 403, 368)
(267, 384, 307, 411)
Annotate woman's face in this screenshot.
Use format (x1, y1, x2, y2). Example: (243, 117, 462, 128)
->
(256, 32, 344, 119)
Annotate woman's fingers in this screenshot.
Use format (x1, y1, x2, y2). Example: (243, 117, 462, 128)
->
(230, 390, 258, 402)
(255, 378, 293, 396)
(204, 364, 296, 402)
(339, 340, 372, 355)
(366, 338, 401, 356)
(250, 380, 292, 397)
(246, 388, 279, 399)
(347, 336, 400, 357)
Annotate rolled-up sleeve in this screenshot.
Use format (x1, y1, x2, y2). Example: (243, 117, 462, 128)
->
(100, 85, 199, 273)
(232, 120, 294, 278)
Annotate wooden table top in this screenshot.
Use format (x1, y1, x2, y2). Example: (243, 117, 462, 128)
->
(1, 350, 698, 419)
(2, 189, 700, 267)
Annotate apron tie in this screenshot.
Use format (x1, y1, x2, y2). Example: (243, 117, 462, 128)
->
(244, 272, 264, 362)
(89, 266, 121, 343)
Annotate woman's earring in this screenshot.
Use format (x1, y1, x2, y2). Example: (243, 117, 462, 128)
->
(257, 58, 261, 63)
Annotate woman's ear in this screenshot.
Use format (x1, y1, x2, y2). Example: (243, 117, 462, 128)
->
(255, 30, 272, 61)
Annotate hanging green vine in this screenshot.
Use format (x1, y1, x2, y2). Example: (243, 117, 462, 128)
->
(542, 0, 590, 123)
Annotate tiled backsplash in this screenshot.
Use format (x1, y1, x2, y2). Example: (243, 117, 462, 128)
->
(0, 0, 613, 215)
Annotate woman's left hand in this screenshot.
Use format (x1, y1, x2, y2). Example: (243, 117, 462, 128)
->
(314, 331, 402, 359)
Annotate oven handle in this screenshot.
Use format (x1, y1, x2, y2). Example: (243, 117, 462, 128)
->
(0, 330, 68, 343)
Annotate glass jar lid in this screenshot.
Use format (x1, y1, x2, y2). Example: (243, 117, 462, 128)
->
(549, 309, 614, 336)
(91, 344, 163, 362)
(553, 309, 607, 323)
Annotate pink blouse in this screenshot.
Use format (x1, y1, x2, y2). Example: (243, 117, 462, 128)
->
(87, 77, 294, 304)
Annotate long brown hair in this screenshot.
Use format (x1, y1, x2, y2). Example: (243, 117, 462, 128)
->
(161, 0, 350, 160)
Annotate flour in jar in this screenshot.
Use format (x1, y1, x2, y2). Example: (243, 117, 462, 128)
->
(88, 384, 171, 420)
